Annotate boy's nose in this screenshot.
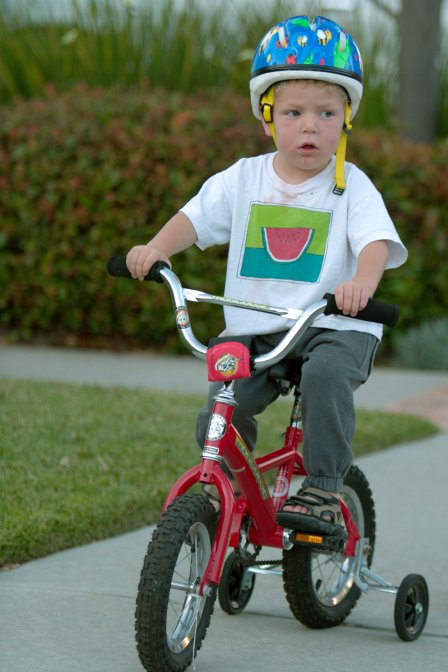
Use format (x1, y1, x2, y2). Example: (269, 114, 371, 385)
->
(302, 115, 318, 132)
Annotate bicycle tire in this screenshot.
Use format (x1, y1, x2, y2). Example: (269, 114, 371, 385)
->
(282, 465, 376, 628)
(218, 550, 257, 615)
(394, 574, 429, 641)
(135, 492, 217, 672)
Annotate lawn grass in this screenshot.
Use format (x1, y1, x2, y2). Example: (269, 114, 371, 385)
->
(0, 378, 438, 566)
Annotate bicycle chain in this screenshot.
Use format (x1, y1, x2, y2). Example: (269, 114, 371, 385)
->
(247, 558, 282, 567)
(234, 540, 282, 568)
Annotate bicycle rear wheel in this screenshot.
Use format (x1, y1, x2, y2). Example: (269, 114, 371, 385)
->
(135, 493, 217, 672)
(282, 465, 375, 628)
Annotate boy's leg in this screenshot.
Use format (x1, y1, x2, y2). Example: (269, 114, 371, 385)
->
(298, 329, 379, 493)
(276, 329, 378, 533)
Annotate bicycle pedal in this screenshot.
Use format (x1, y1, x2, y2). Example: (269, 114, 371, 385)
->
(292, 531, 346, 552)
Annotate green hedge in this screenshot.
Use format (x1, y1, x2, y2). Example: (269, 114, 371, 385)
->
(1, 86, 447, 352)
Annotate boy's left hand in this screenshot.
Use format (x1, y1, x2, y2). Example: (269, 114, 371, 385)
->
(334, 281, 374, 316)
(334, 240, 388, 316)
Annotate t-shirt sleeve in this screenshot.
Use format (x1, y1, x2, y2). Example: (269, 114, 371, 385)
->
(180, 166, 236, 250)
(346, 167, 408, 269)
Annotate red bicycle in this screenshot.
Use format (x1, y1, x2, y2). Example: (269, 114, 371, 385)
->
(108, 257, 429, 672)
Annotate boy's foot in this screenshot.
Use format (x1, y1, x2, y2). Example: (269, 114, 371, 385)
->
(202, 483, 240, 513)
(202, 484, 221, 512)
(276, 486, 347, 538)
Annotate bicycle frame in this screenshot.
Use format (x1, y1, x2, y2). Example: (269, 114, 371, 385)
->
(107, 260, 387, 598)
(163, 376, 360, 595)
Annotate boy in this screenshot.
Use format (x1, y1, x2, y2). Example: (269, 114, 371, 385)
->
(126, 16, 407, 538)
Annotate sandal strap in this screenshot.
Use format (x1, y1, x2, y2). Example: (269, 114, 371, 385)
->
(281, 487, 343, 525)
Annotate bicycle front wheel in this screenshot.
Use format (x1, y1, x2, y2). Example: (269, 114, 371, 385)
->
(282, 465, 376, 628)
(135, 493, 217, 672)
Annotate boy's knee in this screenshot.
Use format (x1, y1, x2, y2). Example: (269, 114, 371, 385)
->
(302, 354, 348, 391)
(195, 406, 211, 448)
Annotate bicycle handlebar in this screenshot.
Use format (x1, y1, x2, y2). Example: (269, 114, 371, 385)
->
(107, 255, 168, 283)
(322, 292, 399, 329)
(107, 255, 399, 368)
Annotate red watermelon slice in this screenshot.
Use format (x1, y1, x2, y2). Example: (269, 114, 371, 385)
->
(262, 227, 313, 262)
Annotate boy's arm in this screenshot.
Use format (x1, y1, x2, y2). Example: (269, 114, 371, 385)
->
(126, 211, 197, 280)
(335, 240, 389, 316)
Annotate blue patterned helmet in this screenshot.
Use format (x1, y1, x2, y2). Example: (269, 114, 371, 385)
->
(250, 15, 363, 120)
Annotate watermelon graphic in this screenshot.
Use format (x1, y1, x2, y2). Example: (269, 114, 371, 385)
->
(240, 203, 330, 282)
(262, 227, 314, 263)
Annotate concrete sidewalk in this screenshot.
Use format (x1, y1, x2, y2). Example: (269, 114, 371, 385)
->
(1, 345, 448, 672)
(1, 343, 448, 426)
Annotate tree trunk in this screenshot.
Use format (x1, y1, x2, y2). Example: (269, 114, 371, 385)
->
(398, 0, 442, 142)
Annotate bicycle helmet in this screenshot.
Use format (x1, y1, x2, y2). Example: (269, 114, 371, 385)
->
(250, 16, 363, 194)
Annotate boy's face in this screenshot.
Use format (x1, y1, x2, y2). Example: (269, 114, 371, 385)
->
(262, 80, 346, 184)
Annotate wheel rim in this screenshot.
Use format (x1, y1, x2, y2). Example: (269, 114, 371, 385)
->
(403, 583, 426, 635)
(310, 484, 364, 607)
(166, 521, 211, 654)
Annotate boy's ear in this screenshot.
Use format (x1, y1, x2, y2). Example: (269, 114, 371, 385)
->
(261, 116, 273, 137)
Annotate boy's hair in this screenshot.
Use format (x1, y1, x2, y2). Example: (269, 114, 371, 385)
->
(273, 80, 348, 106)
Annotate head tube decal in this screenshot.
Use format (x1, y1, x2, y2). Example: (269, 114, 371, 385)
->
(206, 413, 227, 442)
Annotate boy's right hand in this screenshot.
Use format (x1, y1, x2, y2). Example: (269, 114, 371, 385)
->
(126, 244, 171, 281)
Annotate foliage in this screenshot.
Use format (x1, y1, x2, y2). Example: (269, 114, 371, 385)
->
(0, 86, 267, 350)
(0, 378, 438, 565)
(0, 86, 447, 353)
(0, 0, 310, 100)
(390, 317, 448, 370)
(0, 0, 446, 136)
(347, 130, 448, 354)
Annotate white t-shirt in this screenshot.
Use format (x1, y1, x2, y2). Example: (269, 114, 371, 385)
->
(181, 153, 407, 340)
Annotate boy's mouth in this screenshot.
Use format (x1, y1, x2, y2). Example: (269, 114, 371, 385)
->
(299, 142, 318, 151)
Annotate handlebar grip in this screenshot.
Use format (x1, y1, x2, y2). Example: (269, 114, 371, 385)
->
(107, 255, 169, 283)
(323, 293, 399, 328)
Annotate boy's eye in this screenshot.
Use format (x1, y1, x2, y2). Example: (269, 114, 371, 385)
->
(286, 110, 300, 117)
(321, 110, 335, 118)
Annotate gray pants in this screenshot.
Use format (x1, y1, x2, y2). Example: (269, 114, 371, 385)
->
(196, 328, 378, 493)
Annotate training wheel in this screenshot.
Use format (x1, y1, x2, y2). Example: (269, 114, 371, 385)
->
(394, 574, 429, 641)
(218, 551, 256, 615)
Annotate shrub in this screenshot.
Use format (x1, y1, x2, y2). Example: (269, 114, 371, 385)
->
(0, 86, 447, 352)
(1, 0, 447, 138)
(0, 85, 270, 350)
(347, 131, 448, 347)
(390, 318, 448, 370)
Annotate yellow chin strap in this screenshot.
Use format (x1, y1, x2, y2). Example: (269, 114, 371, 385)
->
(260, 88, 353, 196)
(333, 101, 353, 195)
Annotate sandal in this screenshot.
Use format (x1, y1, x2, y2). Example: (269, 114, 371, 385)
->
(276, 486, 347, 538)
(201, 483, 241, 513)
(202, 484, 222, 513)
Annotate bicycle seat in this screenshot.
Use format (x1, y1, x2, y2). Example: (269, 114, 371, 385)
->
(269, 359, 303, 395)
